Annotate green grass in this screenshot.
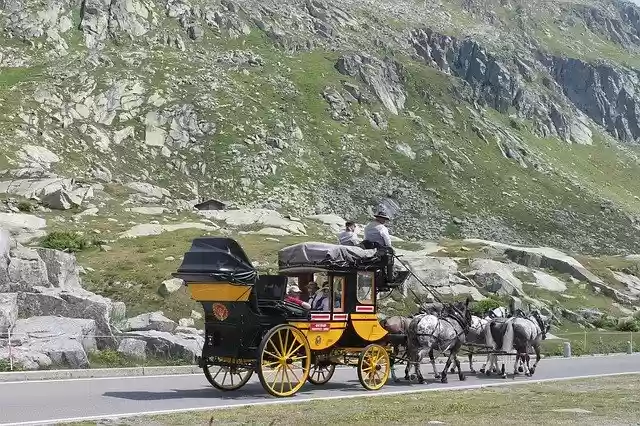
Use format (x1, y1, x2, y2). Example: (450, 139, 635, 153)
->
(63, 374, 640, 425)
(87, 350, 192, 368)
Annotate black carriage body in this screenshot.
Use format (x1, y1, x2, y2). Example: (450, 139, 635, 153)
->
(173, 237, 308, 363)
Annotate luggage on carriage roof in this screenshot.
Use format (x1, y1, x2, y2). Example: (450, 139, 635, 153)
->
(172, 237, 258, 284)
(277, 241, 384, 270)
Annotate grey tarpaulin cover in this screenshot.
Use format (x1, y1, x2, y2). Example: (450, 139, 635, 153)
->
(278, 242, 382, 269)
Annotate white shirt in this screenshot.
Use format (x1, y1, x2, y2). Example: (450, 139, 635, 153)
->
(338, 230, 360, 246)
(363, 221, 392, 247)
(310, 293, 329, 311)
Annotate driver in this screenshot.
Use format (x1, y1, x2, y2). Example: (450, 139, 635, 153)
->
(285, 285, 311, 309)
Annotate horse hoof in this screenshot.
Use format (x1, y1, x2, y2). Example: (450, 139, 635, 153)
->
(418, 378, 425, 384)
(459, 374, 466, 381)
(501, 374, 507, 379)
(485, 370, 491, 376)
(434, 373, 441, 379)
(525, 372, 531, 377)
(470, 368, 476, 374)
(450, 367, 456, 374)
(518, 366, 524, 373)
(440, 376, 448, 384)
(529, 368, 536, 375)
(394, 378, 402, 383)
(479, 368, 485, 374)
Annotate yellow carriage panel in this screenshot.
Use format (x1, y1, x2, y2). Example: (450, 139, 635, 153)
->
(187, 283, 252, 302)
(350, 313, 388, 341)
(289, 321, 347, 350)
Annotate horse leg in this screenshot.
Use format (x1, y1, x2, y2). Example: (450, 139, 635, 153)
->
(429, 348, 440, 379)
(530, 344, 541, 375)
(456, 353, 466, 381)
(416, 349, 427, 384)
(523, 352, 532, 377)
(389, 348, 399, 382)
(468, 352, 476, 374)
(440, 351, 455, 384)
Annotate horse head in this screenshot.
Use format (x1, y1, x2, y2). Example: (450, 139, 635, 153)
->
(450, 298, 473, 332)
(531, 309, 551, 339)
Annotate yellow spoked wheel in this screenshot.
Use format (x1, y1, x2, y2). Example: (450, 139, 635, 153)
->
(357, 344, 390, 391)
(257, 324, 311, 397)
(203, 362, 253, 391)
(307, 363, 336, 385)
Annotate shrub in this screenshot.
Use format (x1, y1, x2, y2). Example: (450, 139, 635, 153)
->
(16, 200, 34, 212)
(471, 298, 502, 316)
(40, 231, 89, 253)
(616, 319, 640, 332)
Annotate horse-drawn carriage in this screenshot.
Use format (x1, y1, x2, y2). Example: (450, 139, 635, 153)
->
(173, 237, 410, 397)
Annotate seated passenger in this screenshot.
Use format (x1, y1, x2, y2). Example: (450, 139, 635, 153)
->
(285, 285, 311, 309)
(311, 285, 330, 311)
(307, 280, 319, 303)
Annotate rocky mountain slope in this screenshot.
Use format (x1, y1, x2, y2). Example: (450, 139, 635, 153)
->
(2, 0, 640, 254)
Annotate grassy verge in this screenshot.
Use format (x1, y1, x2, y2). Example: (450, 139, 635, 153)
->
(63, 374, 640, 425)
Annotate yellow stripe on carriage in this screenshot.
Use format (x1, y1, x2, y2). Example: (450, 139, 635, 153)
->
(187, 283, 252, 302)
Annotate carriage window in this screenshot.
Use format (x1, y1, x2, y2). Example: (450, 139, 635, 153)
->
(332, 276, 345, 313)
(356, 272, 374, 305)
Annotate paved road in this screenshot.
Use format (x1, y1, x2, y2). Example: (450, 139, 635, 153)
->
(1, 354, 639, 425)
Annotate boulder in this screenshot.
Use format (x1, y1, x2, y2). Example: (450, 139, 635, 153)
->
(468, 259, 524, 296)
(306, 214, 346, 233)
(123, 311, 177, 333)
(5, 246, 49, 292)
(122, 330, 203, 361)
(610, 270, 640, 297)
(529, 271, 567, 293)
(18, 287, 118, 348)
(159, 278, 183, 296)
(197, 208, 306, 235)
(0, 293, 18, 335)
(178, 318, 195, 327)
(11, 317, 97, 369)
(125, 182, 171, 199)
(35, 248, 82, 290)
(0, 346, 53, 370)
(117, 338, 147, 360)
(174, 326, 203, 336)
(190, 310, 203, 320)
(120, 222, 218, 238)
(0, 213, 47, 242)
(577, 308, 603, 323)
(129, 207, 167, 215)
(434, 284, 485, 301)
(466, 239, 603, 285)
(42, 189, 81, 210)
(0, 229, 10, 286)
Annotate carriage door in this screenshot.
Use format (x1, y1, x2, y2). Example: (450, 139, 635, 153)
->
(331, 275, 347, 322)
(355, 271, 375, 314)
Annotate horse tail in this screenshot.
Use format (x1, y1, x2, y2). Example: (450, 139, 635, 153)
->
(501, 320, 515, 354)
(484, 319, 496, 349)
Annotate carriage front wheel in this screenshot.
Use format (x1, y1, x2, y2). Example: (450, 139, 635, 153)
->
(203, 361, 253, 391)
(357, 344, 390, 391)
(257, 324, 311, 397)
(307, 363, 336, 385)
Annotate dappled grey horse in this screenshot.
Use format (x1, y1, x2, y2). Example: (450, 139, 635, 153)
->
(378, 303, 446, 381)
(405, 299, 473, 384)
(485, 310, 551, 377)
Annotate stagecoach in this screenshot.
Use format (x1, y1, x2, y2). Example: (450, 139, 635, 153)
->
(173, 237, 410, 397)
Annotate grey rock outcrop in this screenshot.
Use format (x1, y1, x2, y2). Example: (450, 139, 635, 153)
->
(544, 56, 640, 143)
(122, 311, 177, 333)
(117, 338, 147, 360)
(408, 28, 593, 145)
(336, 54, 406, 115)
(0, 293, 18, 335)
(468, 258, 524, 296)
(122, 330, 202, 361)
(11, 316, 98, 369)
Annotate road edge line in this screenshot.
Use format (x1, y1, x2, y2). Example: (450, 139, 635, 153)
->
(0, 351, 636, 384)
(3, 370, 640, 426)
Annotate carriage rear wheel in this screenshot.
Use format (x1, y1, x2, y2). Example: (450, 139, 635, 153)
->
(307, 363, 336, 385)
(357, 344, 390, 391)
(204, 362, 253, 391)
(257, 324, 311, 397)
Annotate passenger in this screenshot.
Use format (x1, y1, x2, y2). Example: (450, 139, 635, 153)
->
(285, 285, 311, 309)
(363, 211, 392, 248)
(311, 284, 330, 311)
(307, 280, 319, 303)
(337, 221, 360, 246)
